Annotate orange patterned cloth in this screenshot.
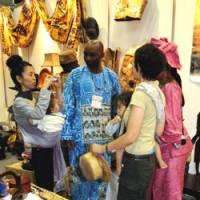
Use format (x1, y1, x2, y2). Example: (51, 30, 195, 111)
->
(114, 0, 147, 21)
(119, 46, 141, 91)
(0, 1, 38, 55)
(0, 0, 85, 55)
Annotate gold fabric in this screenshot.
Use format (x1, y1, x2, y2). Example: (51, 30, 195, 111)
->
(114, 0, 147, 21)
(66, 0, 83, 50)
(119, 46, 141, 91)
(0, 1, 38, 55)
(0, 0, 86, 55)
(192, 0, 200, 54)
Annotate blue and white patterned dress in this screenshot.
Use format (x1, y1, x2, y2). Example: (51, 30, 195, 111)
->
(61, 66, 120, 200)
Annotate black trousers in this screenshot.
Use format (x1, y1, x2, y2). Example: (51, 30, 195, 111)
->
(117, 151, 156, 200)
(31, 147, 54, 191)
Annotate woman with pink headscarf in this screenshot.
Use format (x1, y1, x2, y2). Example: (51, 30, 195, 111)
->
(150, 38, 193, 200)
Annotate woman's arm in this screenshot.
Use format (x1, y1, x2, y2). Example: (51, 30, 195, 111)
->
(155, 119, 165, 137)
(116, 149, 124, 176)
(91, 105, 144, 154)
(13, 75, 52, 120)
(13, 89, 51, 120)
(52, 76, 63, 107)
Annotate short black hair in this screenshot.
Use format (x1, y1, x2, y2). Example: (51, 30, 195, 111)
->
(135, 43, 167, 80)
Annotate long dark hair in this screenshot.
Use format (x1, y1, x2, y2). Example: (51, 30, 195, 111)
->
(158, 64, 185, 106)
(6, 55, 32, 91)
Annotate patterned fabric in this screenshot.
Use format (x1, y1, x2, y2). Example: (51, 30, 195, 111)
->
(0, 0, 85, 55)
(0, 3, 38, 55)
(114, 0, 148, 21)
(61, 66, 120, 200)
(151, 82, 193, 200)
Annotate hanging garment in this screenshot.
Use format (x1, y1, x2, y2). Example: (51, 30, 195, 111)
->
(102, 48, 120, 74)
(119, 45, 141, 91)
(114, 0, 148, 21)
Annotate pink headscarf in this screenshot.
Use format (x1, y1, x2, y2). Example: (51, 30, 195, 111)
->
(151, 37, 182, 69)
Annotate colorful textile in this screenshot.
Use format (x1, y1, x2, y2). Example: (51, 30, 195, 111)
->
(61, 66, 120, 200)
(151, 82, 193, 200)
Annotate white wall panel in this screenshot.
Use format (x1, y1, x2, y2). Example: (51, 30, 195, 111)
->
(108, 0, 173, 54)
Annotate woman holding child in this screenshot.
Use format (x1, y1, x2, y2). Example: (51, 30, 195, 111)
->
(6, 55, 66, 191)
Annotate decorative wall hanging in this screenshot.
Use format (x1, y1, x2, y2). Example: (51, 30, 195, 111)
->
(0, 1, 38, 55)
(114, 0, 147, 21)
(119, 45, 141, 91)
(190, 0, 200, 81)
(0, 0, 85, 55)
(102, 47, 120, 74)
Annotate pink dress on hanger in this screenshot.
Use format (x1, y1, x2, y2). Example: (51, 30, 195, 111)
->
(152, 82, 193, 200)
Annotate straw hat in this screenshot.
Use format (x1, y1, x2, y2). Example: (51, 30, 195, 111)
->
(59, 49, 77, 64)
(79, 152, 111, 182)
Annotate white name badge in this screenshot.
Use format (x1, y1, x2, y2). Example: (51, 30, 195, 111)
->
(91, 95, 103, 109)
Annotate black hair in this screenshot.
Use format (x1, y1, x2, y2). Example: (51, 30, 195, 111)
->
(116, 91, 133, 107)
(83, 17, 99, 39)
(169, 66, 185, 106)
(6, 55, 32, 91)
(135, 43, 167, 80)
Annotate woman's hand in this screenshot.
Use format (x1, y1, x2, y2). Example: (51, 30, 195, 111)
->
(42, 75, 53, 89)
(52, 75, 62, 89)
(90, 144, 106, 154)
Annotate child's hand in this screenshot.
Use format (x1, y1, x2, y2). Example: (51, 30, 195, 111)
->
(158, 159, 168, 169)
(111, 116, 121, 125)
